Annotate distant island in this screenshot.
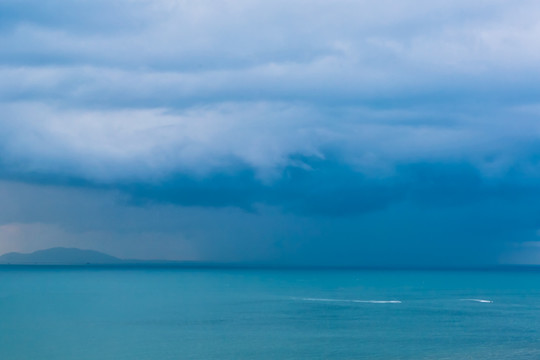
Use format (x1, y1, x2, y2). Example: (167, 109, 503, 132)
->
(0, 247, 125, 265)
(0, 247, 205, 267)
(0, 247, 198, 266)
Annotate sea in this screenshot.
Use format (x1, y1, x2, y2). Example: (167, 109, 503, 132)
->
(1, 267, 539, 359)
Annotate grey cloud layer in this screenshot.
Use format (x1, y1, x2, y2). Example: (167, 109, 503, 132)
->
(3, 0, 540, 105)
(2, 101, 540, 184)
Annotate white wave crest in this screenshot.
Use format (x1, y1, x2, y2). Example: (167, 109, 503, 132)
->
(298, 297, 401, 304)
(460, 298, 493, 303)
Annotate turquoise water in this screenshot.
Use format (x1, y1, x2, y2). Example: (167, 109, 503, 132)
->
(1, 268, 540, 359)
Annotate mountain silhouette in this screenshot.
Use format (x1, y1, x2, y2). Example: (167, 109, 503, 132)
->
(0, 247, 123, 265)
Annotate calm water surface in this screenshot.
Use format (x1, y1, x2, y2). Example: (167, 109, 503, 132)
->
(1, 268, 539, 359)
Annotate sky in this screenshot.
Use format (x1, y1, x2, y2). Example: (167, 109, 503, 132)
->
(1, 0, 540, 266)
